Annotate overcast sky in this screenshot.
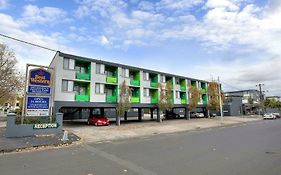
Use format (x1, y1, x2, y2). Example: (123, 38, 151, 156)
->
(0, 0, 280, 96)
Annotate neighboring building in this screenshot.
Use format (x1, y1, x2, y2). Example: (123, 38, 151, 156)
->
(225, 89, 261, 115)
(49, 51, 209, 121)
(266, 96, 281, 102)
(222, 95, 243, 116)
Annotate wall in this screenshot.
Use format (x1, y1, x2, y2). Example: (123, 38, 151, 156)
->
(5, 113, 63, 138)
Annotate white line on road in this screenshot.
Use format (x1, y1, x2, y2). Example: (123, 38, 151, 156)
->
(83, 144, 158, 175)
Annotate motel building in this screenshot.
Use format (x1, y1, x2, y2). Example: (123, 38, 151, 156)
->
(49, 51, 209, 123)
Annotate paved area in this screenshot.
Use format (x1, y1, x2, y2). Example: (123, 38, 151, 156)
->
(0, 127, 81, 153)
(0, 118, 280, 175)
(64, 116, 262, 143)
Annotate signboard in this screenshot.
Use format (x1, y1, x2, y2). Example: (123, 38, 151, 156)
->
(26, 96, 50, 116)
(33, 123, 60, 129)
(28, 86, 51, 94)
(29, 68, 51, 87)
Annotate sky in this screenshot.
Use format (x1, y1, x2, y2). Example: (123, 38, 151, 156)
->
(0, 0, 280, 96)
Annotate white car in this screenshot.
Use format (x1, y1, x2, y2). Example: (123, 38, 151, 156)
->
(263, 113, 276, 120)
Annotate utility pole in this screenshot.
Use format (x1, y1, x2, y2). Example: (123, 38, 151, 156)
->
(256, 83, 265, 116)
(218, 77, 223, 121)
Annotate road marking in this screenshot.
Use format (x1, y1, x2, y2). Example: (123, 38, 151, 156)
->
(83, 144, 158, 175)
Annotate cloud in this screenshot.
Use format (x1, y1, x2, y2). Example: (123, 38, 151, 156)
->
(21, 4, 68, 25)
(0, 13, 74, 72)
(100, 35, 109, 45)
(0, 0, 8, 9)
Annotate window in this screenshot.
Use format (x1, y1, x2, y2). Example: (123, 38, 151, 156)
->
(96, 64, 105, 74)
(143, 88, 150, 97)
(62, 80, 74, 92)
(74, 85, 86, 95)
(63, 58, 75, 70)
(121, 68, 129, 77)
(95, 83, 104, 94)
(175, 78, 180, 85)
(160, 75, 166, 83)
(143, 72, 149, 81)
(176, 91, 180, 98)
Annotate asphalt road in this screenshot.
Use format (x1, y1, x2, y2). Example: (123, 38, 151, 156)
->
(1, 119, 281, 175)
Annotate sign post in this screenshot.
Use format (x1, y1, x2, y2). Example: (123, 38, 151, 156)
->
(22, 64, 54, 124)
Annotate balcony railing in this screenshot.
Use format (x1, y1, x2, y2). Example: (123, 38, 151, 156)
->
(106, 76, 117, 84)
(150, 82, 158, 88)
(76, 72, 90, 80)
(131, 97, 140, 103)
(202, 89, 207, 94)
(180, 86, 186, 91)
(130, 79, 140, 86)
(75, 94, 89, 102)
(106, 96, 117, 103)
(151, 98, 158, 104)
(181, 99, 187, 104)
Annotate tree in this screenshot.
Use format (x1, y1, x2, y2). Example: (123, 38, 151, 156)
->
(157, 81, 173, 121)
(116, 80, 131, 126)
(206, 81, 225, 113)
(0, 44, 24, 105)
(189, 86, 201, 111)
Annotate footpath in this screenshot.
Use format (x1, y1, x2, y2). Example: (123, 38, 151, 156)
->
(64, 116, 262, 143)
(0, 116, 80, 153)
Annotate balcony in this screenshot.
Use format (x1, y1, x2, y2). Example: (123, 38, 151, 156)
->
(106, 76, 117, 84)
(180, 86, 186, 91)
(130, 79, 140, 86)
(131, 97, 140, 103)
(75, 94, 89, 102)
(181, 99, 187, 104)
(106, 96, 117, 103)
(202, 89, 207, 94)
(76, 72, 90, 80)
(151, 98, 158, 104)
(150, 82, 158, 88)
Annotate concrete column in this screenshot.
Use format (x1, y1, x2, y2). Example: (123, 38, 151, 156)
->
(157, 108, 161, 122)
(124, 111, 128, 121)
(150, 108, 154, 119)
(90, 108, 93, 117)
(138, 108, 142, 121)
(185, 107, 188, 120)
(101, 108, 105, 116)
(78, 108, 82, 119)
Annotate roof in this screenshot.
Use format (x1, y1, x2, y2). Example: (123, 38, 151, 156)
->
(56, 51, 209, 83)
(225, 89, 259, 94)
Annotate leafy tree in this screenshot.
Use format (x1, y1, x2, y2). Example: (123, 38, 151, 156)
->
(206, 81, 225, 112)
(189, 86, 201, 111)
(264, 98, 280, 109)
(116, 80, 131, 126)
(157, 82, 173, 121)
(0, 44, 24, 105)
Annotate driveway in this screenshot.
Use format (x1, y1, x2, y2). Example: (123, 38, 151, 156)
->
(63, 116, 262, 143)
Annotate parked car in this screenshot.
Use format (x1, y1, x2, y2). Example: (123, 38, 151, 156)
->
(272, 113, 280, 118)
(164, 111, 180, 120)
(190, 112, 205, 118)
(210, 113, 217, 118)
(263, 113, 276, 120)
(88, 115, 110, 126)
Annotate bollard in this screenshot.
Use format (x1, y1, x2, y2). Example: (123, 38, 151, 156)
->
(61, 130, 69, 141)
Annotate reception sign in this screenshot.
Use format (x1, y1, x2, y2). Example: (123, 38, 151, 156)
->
(28, 86, 51, 94)
(26, 96, 50, 116)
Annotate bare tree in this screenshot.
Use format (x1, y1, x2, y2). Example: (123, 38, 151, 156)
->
(0, 44, 24, 105)
(116, 80, 131, 126)
(206, 81, 225, 115)
(157, 81, 173, 121)
(189, 86, 201, 112)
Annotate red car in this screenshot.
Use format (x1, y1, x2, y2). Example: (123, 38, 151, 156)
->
(87, 115, 110, 126)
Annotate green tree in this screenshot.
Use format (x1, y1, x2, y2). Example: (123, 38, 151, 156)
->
(0, 44, 24, 105)
(206, 81, 225, 113)
(157, 82, 173, 121)
(116, 81, 131, 126)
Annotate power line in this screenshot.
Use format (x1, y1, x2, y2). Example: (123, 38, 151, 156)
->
(220, 81, 242, 91)
(0, 33, 57, 52)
